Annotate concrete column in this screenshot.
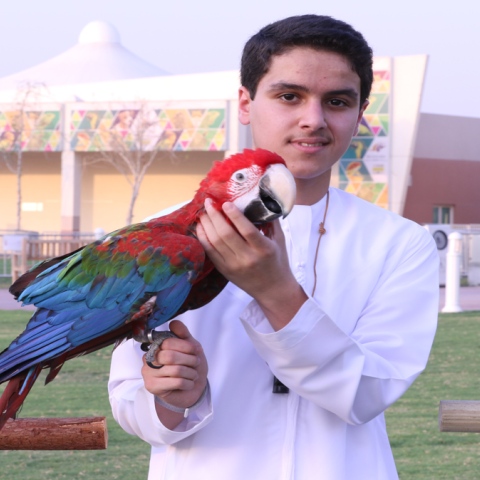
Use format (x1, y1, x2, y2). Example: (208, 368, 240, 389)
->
(60, 150, 82, 233)
(60, 103, 81, 233)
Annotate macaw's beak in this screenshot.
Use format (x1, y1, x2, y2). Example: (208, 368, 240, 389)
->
(244, 163, 296, 224)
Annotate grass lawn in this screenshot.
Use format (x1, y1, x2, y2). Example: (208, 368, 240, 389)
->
(1, 309, 480, 478)
(0, 310, 150, 479)
(386, 311, 480, 479)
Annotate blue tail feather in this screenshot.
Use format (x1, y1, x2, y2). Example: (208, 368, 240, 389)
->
(0, 337, 70, 383)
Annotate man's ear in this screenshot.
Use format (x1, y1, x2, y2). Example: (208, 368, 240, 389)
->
(353, 100, 369, 136)
(238, 86, 252, 126)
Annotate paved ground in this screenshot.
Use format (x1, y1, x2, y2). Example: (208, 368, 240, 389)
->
(438, 286, 480, 312)
(0, 289, 35, 311)
(0, 286, 479, 312)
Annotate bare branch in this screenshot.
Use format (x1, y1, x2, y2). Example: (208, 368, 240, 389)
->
(89, 102, 164, 225)
(0, 83, 51, 230)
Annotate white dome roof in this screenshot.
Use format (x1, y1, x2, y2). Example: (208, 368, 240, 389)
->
(78, 21, 121, 44)
(0, 21, 167, 89)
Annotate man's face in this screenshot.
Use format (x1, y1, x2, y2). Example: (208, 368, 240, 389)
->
(239, 47, 367, 203)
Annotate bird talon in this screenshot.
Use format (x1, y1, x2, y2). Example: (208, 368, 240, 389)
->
(143, 331, 177, 369)
(146, 357, 164, 369)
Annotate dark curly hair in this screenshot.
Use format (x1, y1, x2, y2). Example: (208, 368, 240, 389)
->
(240, 15, 373, 105)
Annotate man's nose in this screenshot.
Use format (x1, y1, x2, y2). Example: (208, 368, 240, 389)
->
(298, 102, 327, 130)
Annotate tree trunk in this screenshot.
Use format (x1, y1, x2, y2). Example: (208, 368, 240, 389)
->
(16, 149, 22, 231)
(127, 180, 141, 225)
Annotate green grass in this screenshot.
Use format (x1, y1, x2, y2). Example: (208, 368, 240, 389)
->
(1, 310, 480, 478)
(0, 311, 150, 479)
(386, 311, 480, 479)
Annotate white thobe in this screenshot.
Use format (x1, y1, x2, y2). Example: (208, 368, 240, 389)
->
(109, 188, 439, 480)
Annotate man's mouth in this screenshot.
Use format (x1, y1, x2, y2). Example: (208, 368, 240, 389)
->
(298, 141, 325, 147)
(292, 138, 329, 148)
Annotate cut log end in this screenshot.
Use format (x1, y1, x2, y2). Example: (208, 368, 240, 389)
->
(439, 400, 480, 433)
(0, 416, 108, 450)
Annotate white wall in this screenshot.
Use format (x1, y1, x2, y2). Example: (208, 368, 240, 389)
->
(390, 54, 428, 216)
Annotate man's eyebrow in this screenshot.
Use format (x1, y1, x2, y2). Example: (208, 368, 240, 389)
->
(267, 82, 309, 93)
(328, 88, 359, 100)
(267, 83, 359, 100)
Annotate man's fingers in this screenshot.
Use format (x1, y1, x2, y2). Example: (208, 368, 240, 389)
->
(156, 364, 199, 382)
(202, 200, 241, 249)
(163, 320, 203, 355)
(141, 356, 197, 393)
(197, 216, 224, 256)
(271, 219, 286, 248)
(168, 320, 192, 340)
(221, 201, 276, 252)
(141, 321, 208, 402)
(154, 349, 200, 369)
(203, 199, 267, 253)
(221, 202, 256, 234)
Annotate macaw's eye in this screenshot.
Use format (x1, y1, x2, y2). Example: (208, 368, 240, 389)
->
(234, 171, 247, 182)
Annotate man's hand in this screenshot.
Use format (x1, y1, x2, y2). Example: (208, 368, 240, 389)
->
(197, 199, 307, 330)
(141, 320, 208, 429)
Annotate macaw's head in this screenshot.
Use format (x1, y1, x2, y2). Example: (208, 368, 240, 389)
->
(195, 149, 296, 224)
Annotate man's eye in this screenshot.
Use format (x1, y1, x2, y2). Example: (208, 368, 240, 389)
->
(329, 98, 347, 107)
(280, 93, 297, 101)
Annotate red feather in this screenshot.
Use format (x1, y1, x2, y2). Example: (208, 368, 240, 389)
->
(164, 148, 286, 234)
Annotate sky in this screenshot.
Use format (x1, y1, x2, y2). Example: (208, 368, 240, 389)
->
(0, 0, 478, 118)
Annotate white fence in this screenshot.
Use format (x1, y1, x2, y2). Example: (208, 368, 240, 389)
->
(2, 225, 480, 286)
(0, 231, 97, 282)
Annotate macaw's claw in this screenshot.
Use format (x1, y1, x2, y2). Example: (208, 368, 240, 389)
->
(143, 330, 178, 369)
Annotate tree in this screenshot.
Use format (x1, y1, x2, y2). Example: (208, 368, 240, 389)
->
(0, 82, 49, 230)
(90, 103, 165, 225)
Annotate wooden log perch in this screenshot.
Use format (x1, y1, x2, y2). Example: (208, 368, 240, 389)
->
(0, 417, 108, 450)
(439, 401, 480, 433)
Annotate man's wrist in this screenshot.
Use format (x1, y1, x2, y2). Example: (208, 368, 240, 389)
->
(256, 282, 308, 331)
(154, 380, 210, 418)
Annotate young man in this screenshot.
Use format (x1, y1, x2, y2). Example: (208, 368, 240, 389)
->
(109, 15, 438, 479)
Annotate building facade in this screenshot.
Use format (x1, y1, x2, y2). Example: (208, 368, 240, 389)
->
(404, 113, 480, 225)
(1, 21, 458, 237)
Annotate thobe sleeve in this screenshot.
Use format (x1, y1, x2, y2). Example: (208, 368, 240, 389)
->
(108, 338, 213, 446)
(240, 227, 439, 425)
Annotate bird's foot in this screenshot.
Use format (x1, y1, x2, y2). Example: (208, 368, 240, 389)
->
(134, 330, 178, 369)
(129, 296, 157, 323)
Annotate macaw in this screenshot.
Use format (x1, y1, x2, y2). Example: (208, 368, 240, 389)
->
(0, 148, 296, 430)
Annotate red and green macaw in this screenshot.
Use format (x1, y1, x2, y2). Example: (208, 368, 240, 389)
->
(0, 148, 296, 429)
